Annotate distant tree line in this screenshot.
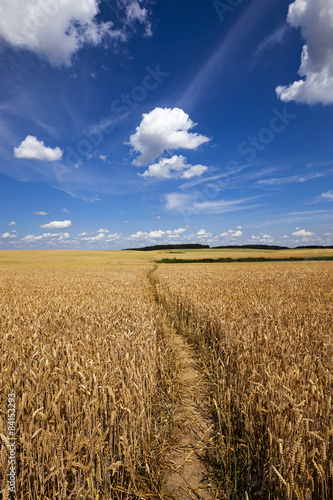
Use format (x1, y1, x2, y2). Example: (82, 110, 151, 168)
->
(123, 244, 210, 251)
(123, 243, 333, 251)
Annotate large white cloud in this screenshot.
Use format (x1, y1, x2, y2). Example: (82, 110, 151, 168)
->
(276, 0, 333, 104)
(0, 0, 151, 66)
(41, 220, 71, 229)
(14, 136, 63, 161)
(129, 108, 210, 166)
(140, 155, 208, 180)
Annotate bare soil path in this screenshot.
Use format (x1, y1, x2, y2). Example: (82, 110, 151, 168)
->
(163, 332, 215, 500)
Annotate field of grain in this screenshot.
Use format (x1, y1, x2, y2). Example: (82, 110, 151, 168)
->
(155, 262, 333, 499)
(1, 253, 332, 499)
(0, 265, 177, 499)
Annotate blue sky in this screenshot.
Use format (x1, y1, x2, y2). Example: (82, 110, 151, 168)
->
(0, 0, 332, 249)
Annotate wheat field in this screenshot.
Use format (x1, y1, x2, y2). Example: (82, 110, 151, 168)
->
(0, 254, 332, 499)
(155, 262, 333, 499)
(0, 265, 177, 499)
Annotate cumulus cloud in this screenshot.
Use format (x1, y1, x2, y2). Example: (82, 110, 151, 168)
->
(292, 228, 314, 237)
(14, 136, 63, 161)
(33, 211, 48, 215)
(2, 232, 17, 239)
(129, 108, 210, 166)
(81, 233, 105, 241)
(129, 231, 149, 240)
(8, 221, 16, 226)
(250, 233, 274, 243)
(149, 230, 165, 239)
(40, 220, 72, 229)
(128, 227, 188, 241)
(97, 228, 110, 234)
(276, 0, 333, 105)
(140, 155, 208, 180)
(221, 229, 243, 238)
(21, 232, 68, 241)
(0, 0, 151, 66)
(106, 233, 120, 240)
(196, 229, 212, 238)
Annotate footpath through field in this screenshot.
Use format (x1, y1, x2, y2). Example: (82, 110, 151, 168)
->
(149, 267, 215, 500)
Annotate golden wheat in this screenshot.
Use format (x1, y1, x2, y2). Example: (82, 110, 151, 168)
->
(0, 266, 176, 499)
(155, 261, 333, 499)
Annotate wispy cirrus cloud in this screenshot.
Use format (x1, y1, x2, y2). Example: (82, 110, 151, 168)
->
(166, 192, 260, 214)
(257, 171, 326, 186)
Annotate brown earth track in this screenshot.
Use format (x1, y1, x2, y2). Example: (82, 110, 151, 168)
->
(163, 332, 215, 500)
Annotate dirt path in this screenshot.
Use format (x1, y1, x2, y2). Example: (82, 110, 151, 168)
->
(163, 332, 215, 500)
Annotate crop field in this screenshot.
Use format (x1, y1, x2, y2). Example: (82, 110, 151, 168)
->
(0, 252, 332, 499)
(0, 264, 177, 499)
(155, 261, 333, 499)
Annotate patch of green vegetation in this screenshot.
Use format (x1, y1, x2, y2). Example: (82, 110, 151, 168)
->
(156, 256, 333, 264)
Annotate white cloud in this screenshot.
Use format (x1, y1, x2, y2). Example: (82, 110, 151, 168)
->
(127, 227, 188, 242)
(292, 229, 314, 237)
(129, 107, 210, 166)
(321, 190, 333, 201)
(276, 0, 333, 105)
(196, 229, 212, 238)
(181, 164, 208, 179)
(0, 0, 151, 66)
(126, 0, 149, 27)
(62, 208, 70, 213)
(97, 228, 109, 234)
(129, 231, 149, 240)
(78, 232, 87, 236)
(140, 155, 207, 180)
(106, 233, 120, 240)
(2, 232, 17, 239)
(165, 193, 196, 212)
(149, 230, 165, 239)
(221, 229, 243, 238)
(21, 232, 68, 242)
(250, 233, 274, 243)
(41, 220, 72, 229)
(33, 211, 48, 215)
(172, 227, 188, 235)
(58, 232, 69, 240)
(8, 221, 16, 226)
(14, 136, 63, 161)
(166, 192, 258, 215)
(81, 233, 105, 241)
